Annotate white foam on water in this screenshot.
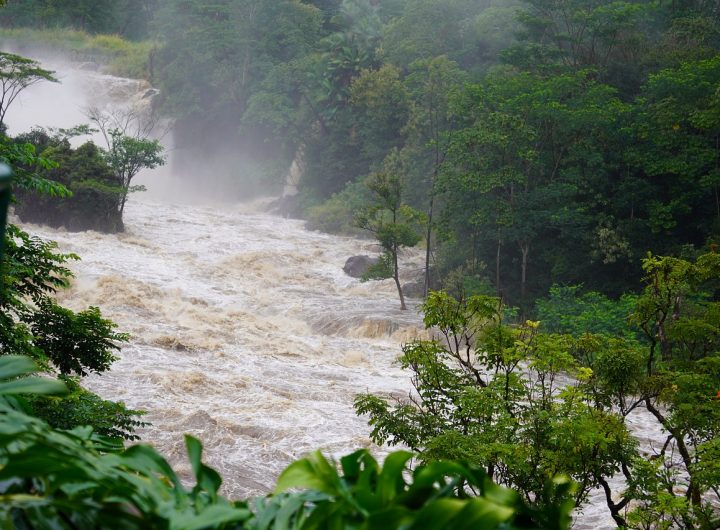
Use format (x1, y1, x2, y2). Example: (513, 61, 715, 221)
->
(25, 199, 423, 497)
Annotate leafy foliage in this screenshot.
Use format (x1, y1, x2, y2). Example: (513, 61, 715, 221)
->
(356, 254, 720, 527)
(102, 129, 164, 216)
(28, 376, 145, 441)
(13, 129, 125, 232)
(0, 51, 57, 128)
(355, 165, 421, 310)
(267, 449, 574, 530)
(0, 413, 249, 528)
(356, 291, 636, 513)
(536, 285, 638, 338)
(0, 352, 574, 529)
(0, 134, 68, 198)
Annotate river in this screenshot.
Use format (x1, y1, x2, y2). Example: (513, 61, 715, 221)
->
(22, 198, 425, 495)
(5, 53, 672, 529)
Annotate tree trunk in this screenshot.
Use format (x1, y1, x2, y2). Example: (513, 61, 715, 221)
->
(645, 399, 702, 506)
(424, 193, 434, 298)
(520, 241, 530, 302)
(496, 239, 502, 300)
(597, 476, 628, 528)
(716, 134, 719, 218)
(119, 191, 128, 216)
(394, 245, 407, 310)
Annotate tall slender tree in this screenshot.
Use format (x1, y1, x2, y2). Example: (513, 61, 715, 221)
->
(0, 52, 56, 129)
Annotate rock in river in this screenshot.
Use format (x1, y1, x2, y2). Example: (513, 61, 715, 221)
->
(343, 255, 379, 278)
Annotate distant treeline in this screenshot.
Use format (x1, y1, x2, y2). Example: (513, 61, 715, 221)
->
(3, 0, 720, 308)
(0, 0, 158, 40)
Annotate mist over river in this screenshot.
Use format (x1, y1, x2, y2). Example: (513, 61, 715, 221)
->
(6, 55, 672, 529)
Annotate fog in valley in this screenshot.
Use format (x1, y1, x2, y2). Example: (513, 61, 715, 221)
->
(2, 1, 719, 528)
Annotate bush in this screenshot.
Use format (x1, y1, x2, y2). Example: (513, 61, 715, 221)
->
(14, 130, 125, 232)
(535, 285, 638, 338)
(305, 180, 372, 235)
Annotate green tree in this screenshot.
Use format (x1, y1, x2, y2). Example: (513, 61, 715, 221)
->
(628, 56, 720, 237)
(104, 130, 163, 216)
(506, 0, 651, 91)
(535, 285, 638, 338)
(356, 163, 421, 310)
(382, 0, 488, 69)
(357, 251, 720, 527)
(355, 291, 636, 514)
(0, 52, 57, 128)
(623, 253, 720, 524)
(350, 64, 409, 167)
(402, 56, 464, 297)
(88, 108, 165, 219)
(443, 69, 626, 306)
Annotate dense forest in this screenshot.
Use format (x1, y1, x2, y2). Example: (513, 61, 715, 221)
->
(2, 0, 719, 309)
(0, 0, 720, 528)
(153, 0, 719, 311)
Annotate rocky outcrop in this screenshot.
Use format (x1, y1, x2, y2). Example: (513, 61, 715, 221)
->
(343, 255, 380, 278)
(267, 145, 305, 218)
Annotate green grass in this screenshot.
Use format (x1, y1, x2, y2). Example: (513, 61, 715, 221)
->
(0, 27, 156, 79)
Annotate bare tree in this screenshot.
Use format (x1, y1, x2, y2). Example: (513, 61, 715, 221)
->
(86, 106, 166, 216)
(85, 105, 166, 144)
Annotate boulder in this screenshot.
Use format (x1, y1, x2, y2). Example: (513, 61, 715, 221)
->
(142, 88, 160, 99)
(343, 255, 379, 278)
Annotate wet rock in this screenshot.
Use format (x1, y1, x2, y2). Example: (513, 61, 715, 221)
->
(183, 410, 217, 430)
(402, 279, 426, 299)
(343, 255, 379, 278)
(142, 88, 160, 99)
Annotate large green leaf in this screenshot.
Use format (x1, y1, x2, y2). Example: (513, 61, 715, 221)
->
(0, 376, 67, 396)
(376, 451, 413, 504)
(275, 451, 343, 496)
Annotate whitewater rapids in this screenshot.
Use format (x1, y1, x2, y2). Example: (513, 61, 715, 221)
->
(23, 200, 426, 495)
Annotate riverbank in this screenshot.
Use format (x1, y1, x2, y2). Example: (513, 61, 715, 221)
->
(0, 27, 155, 79)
